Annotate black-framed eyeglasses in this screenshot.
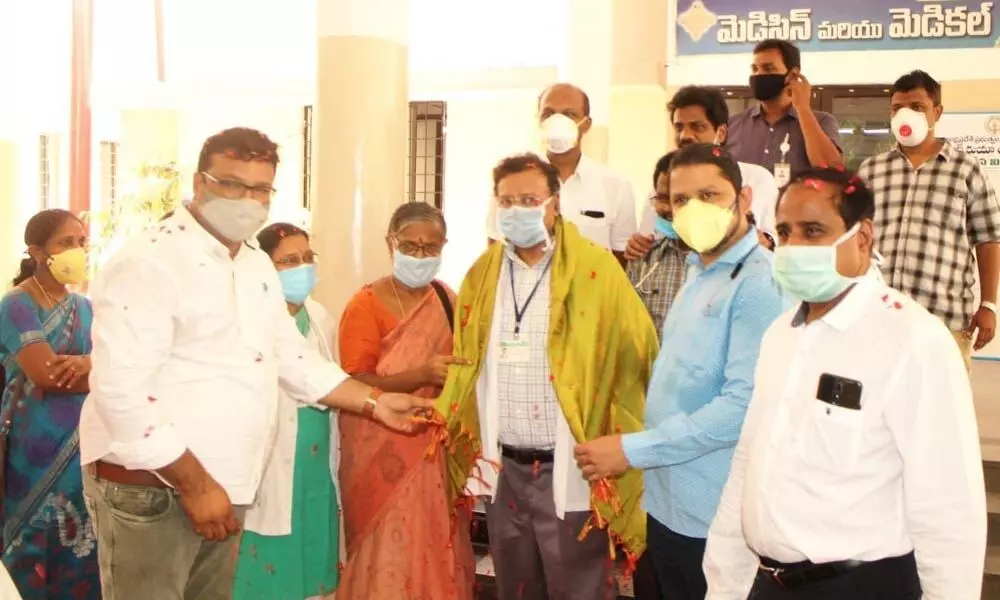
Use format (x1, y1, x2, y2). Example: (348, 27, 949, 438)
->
(274, 252, 319, 267)
(201, 172, 276, 202)
(648, 192, 670, 205)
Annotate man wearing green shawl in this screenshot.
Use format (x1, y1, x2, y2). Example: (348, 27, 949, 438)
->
(431, 153, 659, 600)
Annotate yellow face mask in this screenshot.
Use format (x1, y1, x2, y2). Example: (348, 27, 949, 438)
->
(672, 197, 736, 253)
(47, 247, 89, 285)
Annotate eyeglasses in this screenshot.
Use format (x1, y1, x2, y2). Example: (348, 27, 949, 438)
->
(201, 172, 276, 202)
(274, 252, 319, 268)
(495, 195, 551, 209)
(648, 192, 670, 206)
(394, 240, 443, 257)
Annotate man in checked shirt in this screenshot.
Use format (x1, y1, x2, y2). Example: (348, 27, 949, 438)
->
(858, 70, 1000, 370)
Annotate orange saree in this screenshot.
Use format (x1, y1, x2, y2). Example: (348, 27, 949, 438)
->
(337, 285, 475, 600)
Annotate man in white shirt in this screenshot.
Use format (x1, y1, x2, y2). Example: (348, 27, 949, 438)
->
(487, 83, 638, 265)
(80, 127, 432, 600)
(703, 167, 986, 599)
(630, 85, 780, 261)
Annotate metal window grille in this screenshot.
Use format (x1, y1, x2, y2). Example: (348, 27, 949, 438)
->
(406, 101, 447, 208)
(99, 141, 119, 202)
(39, 134, 52, 209)
(302, 105, 313, 209)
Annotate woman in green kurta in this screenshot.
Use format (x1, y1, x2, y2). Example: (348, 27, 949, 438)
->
(233, 223, 340, 600)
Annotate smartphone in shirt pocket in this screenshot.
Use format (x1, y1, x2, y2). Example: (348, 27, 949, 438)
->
(799, 373, 865, 473)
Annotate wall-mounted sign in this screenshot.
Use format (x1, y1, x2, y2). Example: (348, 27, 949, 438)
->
(674, 0, 998, 55)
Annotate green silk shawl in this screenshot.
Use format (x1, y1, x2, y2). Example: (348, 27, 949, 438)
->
(431, 219, 660, 557)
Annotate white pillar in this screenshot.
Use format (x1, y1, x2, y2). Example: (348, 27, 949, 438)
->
(312, 0, 411, 319)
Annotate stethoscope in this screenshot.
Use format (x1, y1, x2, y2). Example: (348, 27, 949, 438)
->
(634, 237, 673, 296)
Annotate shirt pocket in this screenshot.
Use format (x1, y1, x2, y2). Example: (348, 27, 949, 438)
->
(916, 190, 966, 234)
(571, 213, 611, 247)
(797, 400, 864, 474)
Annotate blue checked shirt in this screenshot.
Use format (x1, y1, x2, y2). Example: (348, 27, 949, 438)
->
(622, 229, 790, 538)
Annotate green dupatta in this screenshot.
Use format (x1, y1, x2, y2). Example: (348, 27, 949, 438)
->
(430, 219, 660, 558)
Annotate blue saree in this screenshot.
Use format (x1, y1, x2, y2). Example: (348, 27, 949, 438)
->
(0, 289, 99, 599)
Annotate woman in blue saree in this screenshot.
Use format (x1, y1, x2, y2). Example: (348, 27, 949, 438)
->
(0, 209, 99, 599)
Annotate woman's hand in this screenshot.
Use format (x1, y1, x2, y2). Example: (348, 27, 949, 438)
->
(423, 355, 472, 386)
(47, 355, 91, 388)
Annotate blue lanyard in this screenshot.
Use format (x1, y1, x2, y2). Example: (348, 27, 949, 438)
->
(509, 256, 553, 336)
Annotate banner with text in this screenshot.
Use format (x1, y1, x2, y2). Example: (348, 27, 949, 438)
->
(674, 0, 999, 55)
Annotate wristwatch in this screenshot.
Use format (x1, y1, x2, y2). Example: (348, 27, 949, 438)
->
(362, 388, 383, 420)
(983, 301, 997, 315)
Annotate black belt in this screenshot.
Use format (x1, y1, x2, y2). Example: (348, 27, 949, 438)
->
(759, 556, 865, 589)
(501, 445, 554, 465)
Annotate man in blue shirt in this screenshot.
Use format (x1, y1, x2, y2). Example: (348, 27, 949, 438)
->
(574, 143, 788, 600)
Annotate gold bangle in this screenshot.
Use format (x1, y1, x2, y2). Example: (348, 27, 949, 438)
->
(362, 388, 383, 419)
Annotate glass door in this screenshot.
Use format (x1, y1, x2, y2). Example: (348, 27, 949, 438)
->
(815, 86, 894, 171)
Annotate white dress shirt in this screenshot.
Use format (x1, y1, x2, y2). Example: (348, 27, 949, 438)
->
(0, 564, 21, 599)
(704, 276, 986, 600)
(486, 155, 638, 252)
(244, 298, 341, 536)
(639, 161, 779, 238)
(81, 207, 349, 505)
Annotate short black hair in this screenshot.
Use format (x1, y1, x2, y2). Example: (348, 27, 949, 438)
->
(257, 222, 309, 257)
(668, 86, 730, 129)
(669, 143, 743, 193)
(890, 70, 941, 106)
(779, 167, 875, 230)
(652, 151, 677, 188)
(537, 84, 591, 117)
(753, 39, 801, 71)
(198, 127, 280, 173)
(492, 153, 561, 196)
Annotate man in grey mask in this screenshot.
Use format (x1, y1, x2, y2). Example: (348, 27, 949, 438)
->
(80, 127, 433, 600)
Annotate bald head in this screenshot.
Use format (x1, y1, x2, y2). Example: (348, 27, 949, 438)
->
(538, 83, 591, 121)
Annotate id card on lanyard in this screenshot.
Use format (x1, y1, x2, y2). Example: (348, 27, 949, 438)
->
(500, 256, 552, 364)
(774, 133, 792, 188)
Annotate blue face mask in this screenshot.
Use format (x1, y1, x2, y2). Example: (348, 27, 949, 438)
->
(393, 252, 441, 289)
(277, 264, 317, 305)
(772, 224, 861, 302)
(497, 205, 549, 248)
(654, 215, 678, 240)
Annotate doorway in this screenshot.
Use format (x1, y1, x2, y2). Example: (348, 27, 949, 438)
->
(717, 85, 895, 171)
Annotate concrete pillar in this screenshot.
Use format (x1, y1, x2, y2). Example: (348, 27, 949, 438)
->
(312, 0, 410, 320)
(560, 0, 613, 162)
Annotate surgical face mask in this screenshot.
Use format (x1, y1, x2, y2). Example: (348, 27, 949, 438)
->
(393, 252, 441, 289)
(891, 108, 931, 148)
(199, 194, 269, 242)
(672, 197, 737, 253)
(772, 223, 862, 303)
(497, 203, 550, 249)
(277, 264, 317, 305)
(749, 73, 787, 102)
(46, 247, 88, 285)
(540, 114, 580, 155)
(654, 215, 678, 240)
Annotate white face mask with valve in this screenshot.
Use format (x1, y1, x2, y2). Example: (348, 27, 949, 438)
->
(891, 108, 932, 148)
(540, 114, 580, 155)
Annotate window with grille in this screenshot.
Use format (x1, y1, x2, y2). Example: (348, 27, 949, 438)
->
(407, 101, 447, 208)
(39, 134, 52, 209)
(299, 102, 448, 209)
(99, 141, 119, 203)
(302, 105, 313, 209)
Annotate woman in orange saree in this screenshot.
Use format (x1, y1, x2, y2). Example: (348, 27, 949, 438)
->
(337, 203, 474, 600)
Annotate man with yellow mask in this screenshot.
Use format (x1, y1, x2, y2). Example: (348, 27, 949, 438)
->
(574, 143, 788, 600)
(433, 153, 658, 600)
